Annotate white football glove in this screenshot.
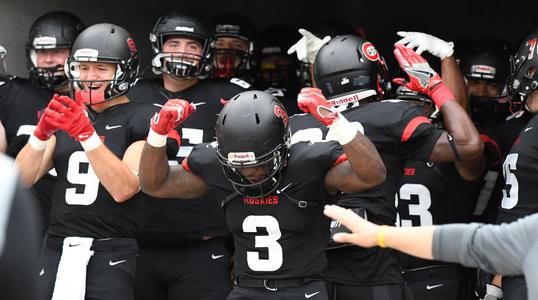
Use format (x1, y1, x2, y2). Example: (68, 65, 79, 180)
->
(396, 31, 454, 60)
(287, 28, 331, 64)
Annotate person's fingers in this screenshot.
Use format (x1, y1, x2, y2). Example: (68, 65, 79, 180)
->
(332, 232, 354, 243)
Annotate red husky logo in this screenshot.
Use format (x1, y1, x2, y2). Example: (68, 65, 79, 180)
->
(274, 105, 288, 126)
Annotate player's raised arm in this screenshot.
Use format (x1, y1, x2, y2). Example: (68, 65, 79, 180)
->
(297, 87, 386, 194)
(139, 99, 208, 199)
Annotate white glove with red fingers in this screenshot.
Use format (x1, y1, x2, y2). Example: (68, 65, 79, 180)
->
(298, 87, 362, 145)
(393, 43, 454, 108)
(45, 94, 101, 151)
(396, 31, 454, 60)
(147, 99, 196, 147)
(287, 29, 331, 64)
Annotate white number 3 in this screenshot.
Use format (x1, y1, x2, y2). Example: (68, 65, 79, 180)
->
(242, 215, 283, 272)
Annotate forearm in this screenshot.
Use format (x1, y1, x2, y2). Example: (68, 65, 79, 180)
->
(0, 121, 6, 153)
(439, 99, 484, 159)
(15, 142, 48, 186)
(384, 225, 435, 260)
(139, 141, 171, 196)
(441, 56, 469, 112)
(85, 143, 140, 203)
(342, 132, 386, 188)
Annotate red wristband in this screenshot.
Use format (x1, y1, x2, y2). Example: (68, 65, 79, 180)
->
(429, 83, 454, 108)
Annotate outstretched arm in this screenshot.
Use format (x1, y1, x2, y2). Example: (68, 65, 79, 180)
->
(297, 88, 386, 194)
(139, 99, 208, 199)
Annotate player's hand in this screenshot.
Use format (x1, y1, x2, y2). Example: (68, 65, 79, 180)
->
(393, 43, 445, 96)
(323, 204, 380, 248)
(46, 94, 95, 141)
(396, 31, 454, 59)
(150, 99, 196, 135)
(287, 29, 331, 64)
(297, 87, 339, 126)
(33, 96, 62, 141)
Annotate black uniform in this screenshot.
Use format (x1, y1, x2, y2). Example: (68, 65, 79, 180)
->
(185, 140, 345, 300)
(0, 76, 56, 240)
(264, 87, 303, 116)
(127, 77, 249, 300)
(39, 102, 156, 300)
(290, 100, 442, 300)
(495, 112, 538, 300)
(396, 160, 483, 300)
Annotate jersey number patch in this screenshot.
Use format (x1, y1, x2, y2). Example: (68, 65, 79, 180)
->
(66, 151, 99, 205)
(501, 153, 519, 209)
(242, 215, 283, 272)
(396, 183, 433, 227)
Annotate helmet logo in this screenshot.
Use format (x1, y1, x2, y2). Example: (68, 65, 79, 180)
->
(525, 38, 536, 60)
(340, 77, 350, 85)
(470, 65, 496, 78)
(74, 48, 99, 61)
(361, 42, 379, 62)
(216, 24, 240, 35)
(175, 26, 194, 32)
(127, 38, 137, 54)
(228, 151, 256, 164)
(274, 105, 288, 126)
(33, 36, 57, 49)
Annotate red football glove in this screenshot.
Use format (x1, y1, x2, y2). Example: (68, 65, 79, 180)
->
(150, 99, 196, 135)
(33, 97, 62, 141)
(46, 94, 95, 142)
(393, 43, 454, 107)
(297, 87, 339, 126)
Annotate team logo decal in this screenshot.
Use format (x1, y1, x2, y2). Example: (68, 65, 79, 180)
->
(274, 105, 288, 126)
(362, 42, 379, 62)
(127, 37, 137, 54)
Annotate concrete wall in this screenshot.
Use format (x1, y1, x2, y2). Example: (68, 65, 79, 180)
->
(0, 0, 536, 78)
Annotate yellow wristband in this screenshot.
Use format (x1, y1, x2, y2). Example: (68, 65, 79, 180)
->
(378, 225, 389, 248)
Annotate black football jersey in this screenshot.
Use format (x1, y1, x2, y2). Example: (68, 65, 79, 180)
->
(395, 160, 483, 269)
(0, 77, 51, 157)
(0, 77, 57, 232)
(185, 140, 344, 280)
(290, 100, 442, 285)
(127, 78, 250, 246)
(47, 102, 157, 238)
(497, 112, 538, 223)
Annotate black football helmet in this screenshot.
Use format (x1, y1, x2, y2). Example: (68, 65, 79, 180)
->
(313, 35, 389, 107)
(461, 49, 511, 125)
(256, 25, 299, 90)
(216, 90, 290, 197)
(507, 29, 538, 111)
(150, 10, 213, 78)
(395, 85, 439, 121)
(65, 23, 139, 105)
(26, 11, 85, 90)
(0, 45, 7, 76)
(210, 13, 256, 78)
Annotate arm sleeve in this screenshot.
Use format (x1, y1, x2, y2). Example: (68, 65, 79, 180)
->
(432, 214, 538, 275)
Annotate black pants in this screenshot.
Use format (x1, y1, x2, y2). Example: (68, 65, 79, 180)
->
(326, 281, 412, 300)
(403, 265, 466, 300)
(38, 235, 138, 300)
(135, 238, 233, 300)
(502, 276, 527, 300)
(227, 279, 328, 300)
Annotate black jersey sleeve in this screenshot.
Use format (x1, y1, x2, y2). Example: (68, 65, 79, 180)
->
(126, 78, 164, 105)
(127, 103, 159, 143)
(182, 142, 224, 186)
(397, 105, 443, 161)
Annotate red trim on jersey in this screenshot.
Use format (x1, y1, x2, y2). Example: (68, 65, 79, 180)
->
(401, 116, 431, 142)
(333, 154, 348, 166)
(181, 157, 191, 172)
(480, 134, 502, 166)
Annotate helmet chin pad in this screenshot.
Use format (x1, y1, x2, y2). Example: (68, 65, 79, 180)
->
(76, 88, 105, 105)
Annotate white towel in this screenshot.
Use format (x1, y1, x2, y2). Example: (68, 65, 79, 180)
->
(51, 237, 94, 300)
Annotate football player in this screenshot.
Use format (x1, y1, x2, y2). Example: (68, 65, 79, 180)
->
(139, 90, 386, 300)
(210, 12, 256, 81)
(255, 25, 302, 115)
(289, 35, 484, 300)
(126, 10, 250, 300)
(494, 28, 538, 300)
(0, 11, 85, 240)
(15, 23, 154, 300)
